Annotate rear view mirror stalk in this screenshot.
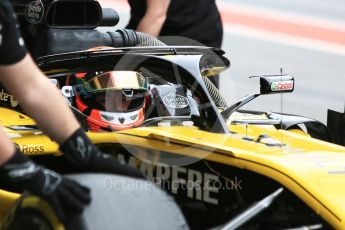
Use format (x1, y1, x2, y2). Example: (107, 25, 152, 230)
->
(221, 93, 260, 120)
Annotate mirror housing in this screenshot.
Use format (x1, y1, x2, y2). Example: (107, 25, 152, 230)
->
(221, 74, 294, 120)
(260, 75, 294, 95)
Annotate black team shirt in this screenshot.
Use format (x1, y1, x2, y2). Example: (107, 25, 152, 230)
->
(0, 0, 27, 65)
(126, 0, 222, 48)
(127, 0, 218, 30)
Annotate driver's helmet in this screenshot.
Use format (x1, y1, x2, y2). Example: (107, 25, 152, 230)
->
(73, 71, 149, 131)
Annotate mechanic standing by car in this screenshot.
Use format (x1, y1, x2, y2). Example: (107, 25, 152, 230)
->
(0, 0, 144, 223)
(126, 0, 223, 88)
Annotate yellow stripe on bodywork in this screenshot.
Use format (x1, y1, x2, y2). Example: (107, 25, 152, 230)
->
(0, 190, 20, 226)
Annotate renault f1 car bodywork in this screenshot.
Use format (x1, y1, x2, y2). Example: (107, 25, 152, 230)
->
(1, 0, 345, 228)
(0, 46, 345, 230)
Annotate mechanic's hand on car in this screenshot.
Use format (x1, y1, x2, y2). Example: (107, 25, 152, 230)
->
(60, 128, 145, 179)
(0, 148, 91, 222)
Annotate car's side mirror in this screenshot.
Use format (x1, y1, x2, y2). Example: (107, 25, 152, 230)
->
(260, 75, 294, 95)
(221, 74, 295, 120)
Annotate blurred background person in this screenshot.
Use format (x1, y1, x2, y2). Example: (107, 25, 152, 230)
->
(126, 0, 223, 87)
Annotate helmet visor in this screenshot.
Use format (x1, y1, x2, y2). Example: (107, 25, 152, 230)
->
(83, 71, 148, 93)
(75, 71, 148, 113)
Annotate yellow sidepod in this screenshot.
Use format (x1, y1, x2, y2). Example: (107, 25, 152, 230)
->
(117, 126, 345, 228)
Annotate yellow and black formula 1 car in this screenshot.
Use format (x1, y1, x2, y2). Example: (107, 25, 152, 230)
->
(1, 0, 345, 229)
(1, 45, 345, 230)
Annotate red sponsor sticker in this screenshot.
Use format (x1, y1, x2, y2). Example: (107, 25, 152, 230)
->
(271, 81, 294, 91)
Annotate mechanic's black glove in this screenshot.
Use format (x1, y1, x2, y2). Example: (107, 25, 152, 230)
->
(0, 147, 91, 222)
(59, 128, 145, 179)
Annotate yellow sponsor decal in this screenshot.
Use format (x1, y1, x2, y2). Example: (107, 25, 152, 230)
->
(0, 89, 19, 108)
(21, 145, 45, 154)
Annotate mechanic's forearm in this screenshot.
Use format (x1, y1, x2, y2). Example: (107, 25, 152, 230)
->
(18, 74, 80, 143)
(136, 14, 167, 37)
(0, 55, 80, 144)
(136, 0, 170, 37)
